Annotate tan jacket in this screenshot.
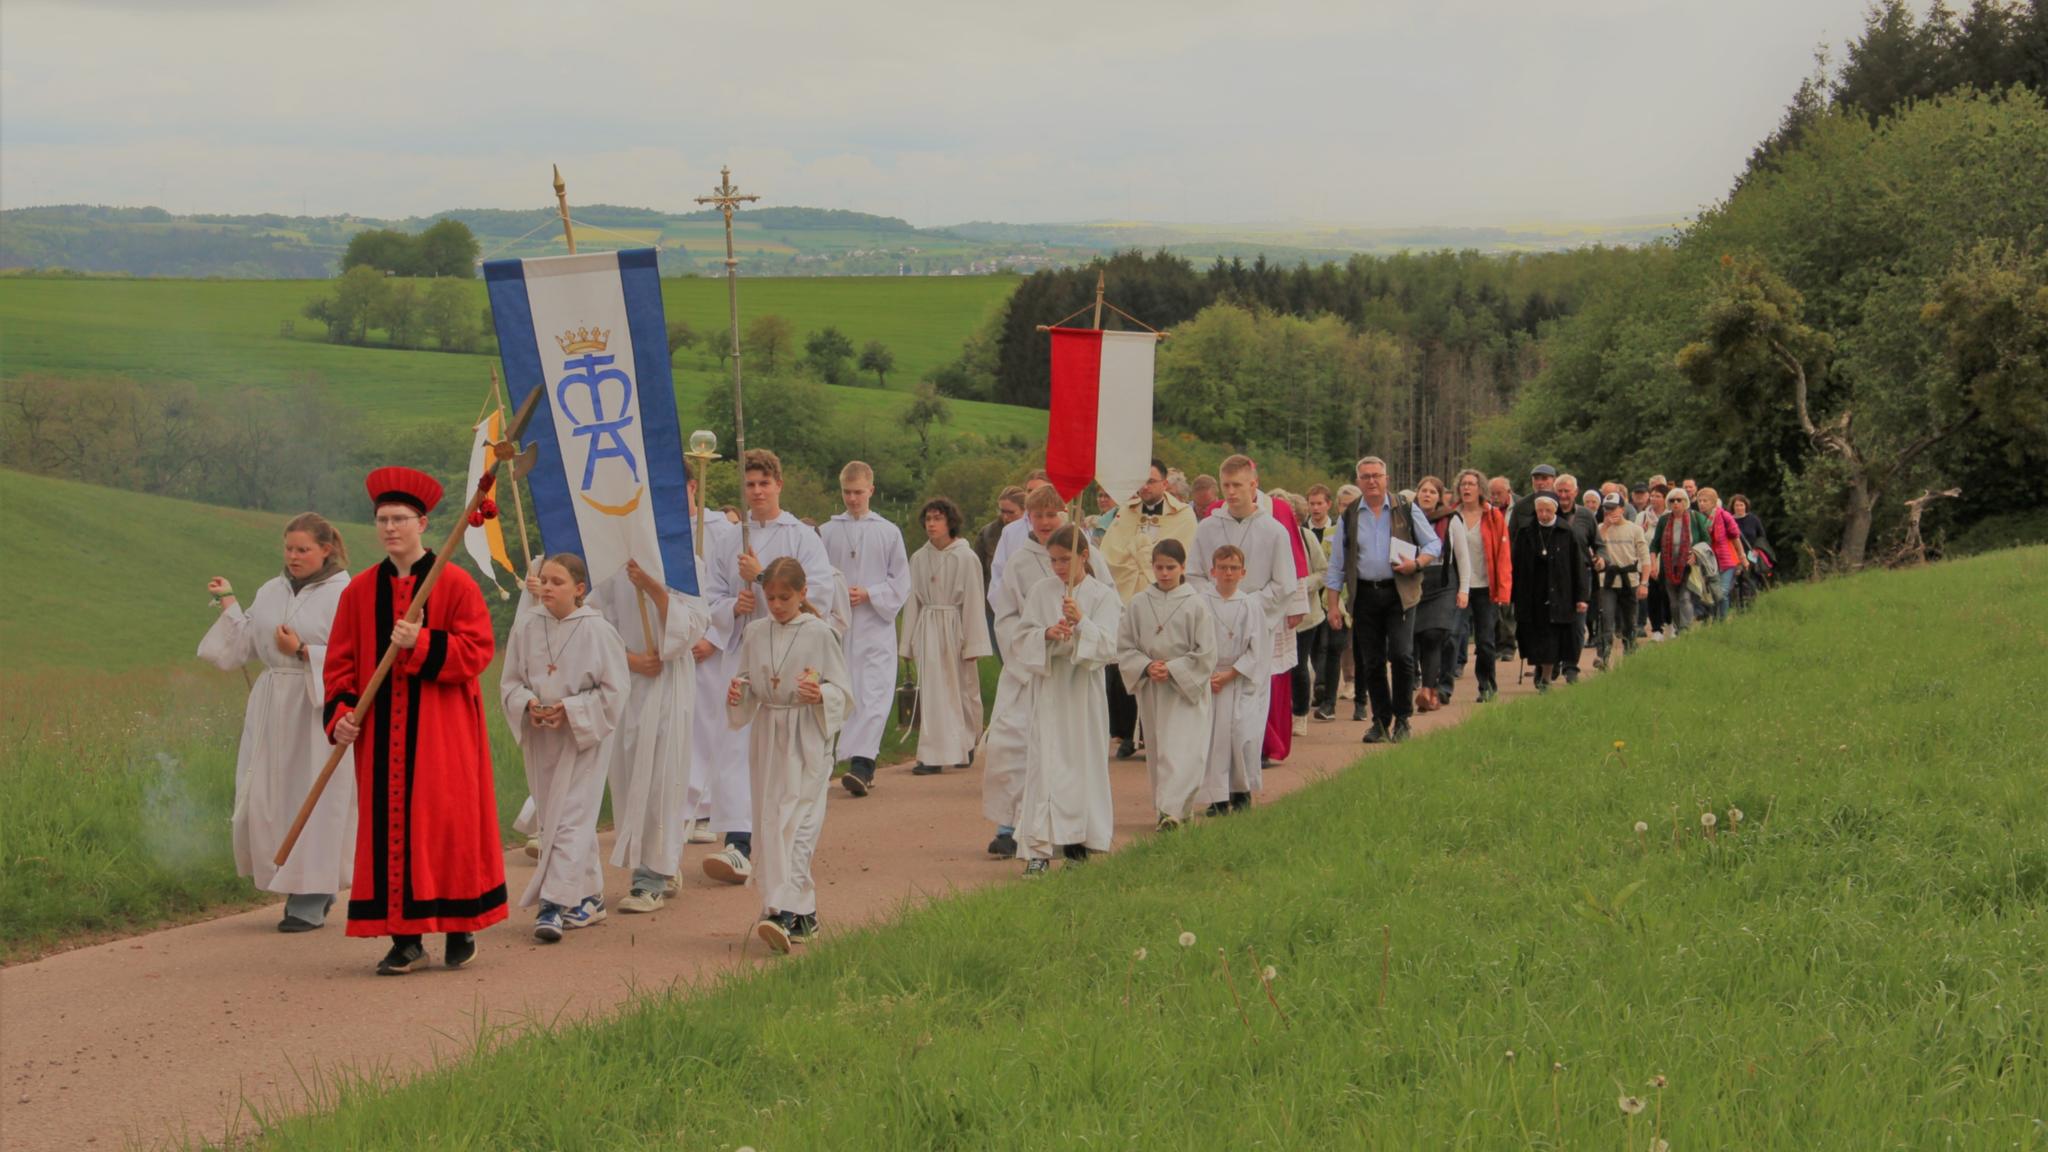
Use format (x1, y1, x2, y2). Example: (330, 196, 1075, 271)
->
(1100, 493, 1198, 604)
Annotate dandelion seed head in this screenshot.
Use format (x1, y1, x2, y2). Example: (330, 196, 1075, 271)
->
(1133, 947, 1147, 961)
(1730, 808, 1744, 823)
(1262, 965, 1277, 982)
(1651, 1074, 1668, 1088)
(1634, 821, 1650, 834)
(1179, 931, 1197, 948)
(1553, 1061, 1565, 1074)
(1701, 811, 1718, 827)
(1649, 1140, 1670, 1152)
(1504, 1049, 1516, 1061)
(1619, 1095, 1646, 1115)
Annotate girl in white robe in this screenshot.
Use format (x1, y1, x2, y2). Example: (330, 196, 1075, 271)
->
(1009, 527, 1122, 874)
(901, 497, 993, 773)
(1115, 539, 1216, 829)
(198, 514, 354, 931)
(591, 559, 711, 914)
(726, 557, 852, 954)
(1201, 545, 1268, 813)
(501, 554, 629, 942)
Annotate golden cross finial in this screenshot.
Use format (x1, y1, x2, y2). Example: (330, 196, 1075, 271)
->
(694, 165, 760, 217)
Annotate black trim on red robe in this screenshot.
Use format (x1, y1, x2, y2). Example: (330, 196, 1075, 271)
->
(324, 552, 508, 936)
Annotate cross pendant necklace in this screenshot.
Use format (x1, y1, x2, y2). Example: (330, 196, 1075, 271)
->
(767, 622, 800, 691)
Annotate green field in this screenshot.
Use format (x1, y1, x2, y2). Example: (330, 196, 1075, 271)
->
(0, 471, 984, 958)
(0, 274, 1035, 441)
(247, 549, 2048, 1150)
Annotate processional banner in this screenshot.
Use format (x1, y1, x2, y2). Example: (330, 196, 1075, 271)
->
(1045, 327, 1157, 505)
(485, 248, 697, 595)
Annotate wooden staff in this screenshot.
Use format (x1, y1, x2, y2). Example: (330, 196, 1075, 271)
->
(489, 367, 533, 576)
(274, 389, 544, 866)
(553, 164, 576, 254)
(617, 516, 657, 653)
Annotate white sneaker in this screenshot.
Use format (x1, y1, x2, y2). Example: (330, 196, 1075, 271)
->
(522, 839, 540, 859)
(686, 820, 719, 845)
(618, 889, 664, 914)
(703, 844, 752, 885)
(662, 874, 681, 899)
(1292, 714, 1309, 737)
(561, 895, 606, 929)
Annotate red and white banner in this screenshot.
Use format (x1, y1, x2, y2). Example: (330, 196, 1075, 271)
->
(1046, 327, 1157, 503)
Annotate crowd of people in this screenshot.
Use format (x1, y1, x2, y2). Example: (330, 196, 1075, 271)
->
(200, 452, 1772, 974)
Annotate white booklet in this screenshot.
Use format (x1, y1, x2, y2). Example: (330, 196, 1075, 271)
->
(1389, 535, 1419, 566)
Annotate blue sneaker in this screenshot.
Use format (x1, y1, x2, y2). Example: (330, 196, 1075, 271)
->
(562, 895, 607, 930)
(533, 903, 564, 943)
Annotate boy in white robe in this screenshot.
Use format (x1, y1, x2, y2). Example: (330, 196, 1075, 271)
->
(1186, 455, 1299, 808)
(595, 557, 711, 914)
(1009, 526, 1122, 874)
(686, 509, 742, 846)
(982, 483, 1070, 858)
(1200, 545, 1268, 814)
(902, 496, 993, 775)
(1115, 538, 1216, 829)
(702, 449, 836, 888)
(819, 461, 911, 797)
(501, 554, 629, 942)
(198, 514, 353, 931)
(726, 557, 852, 954)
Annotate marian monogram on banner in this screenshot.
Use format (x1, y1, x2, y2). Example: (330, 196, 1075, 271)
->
(554, 326, 643, 517)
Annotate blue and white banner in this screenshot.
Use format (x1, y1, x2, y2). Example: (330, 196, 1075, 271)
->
(486, 248, 696, 595)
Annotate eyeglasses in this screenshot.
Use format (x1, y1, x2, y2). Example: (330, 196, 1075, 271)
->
(375, 514, 421, 527)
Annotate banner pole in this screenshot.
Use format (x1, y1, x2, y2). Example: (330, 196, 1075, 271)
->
(490, 367, 534, 577)
(553, 165, 576, 255)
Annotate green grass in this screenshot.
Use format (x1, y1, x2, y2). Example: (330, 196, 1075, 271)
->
(247, 549, 2048, 1150)
(0, 274, 1035, 439)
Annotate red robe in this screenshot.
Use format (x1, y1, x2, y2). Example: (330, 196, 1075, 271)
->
(1263, 495, 1309, 761)
(323, 553, 507, 938)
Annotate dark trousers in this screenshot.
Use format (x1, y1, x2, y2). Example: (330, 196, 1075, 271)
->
(1297, 621, 1343, 715)
(1350, 581, 1416, 726)
(1106, 670, 1137, 742)
(1463, 597, 1498, 693)
(1645, 581, 1669, 633)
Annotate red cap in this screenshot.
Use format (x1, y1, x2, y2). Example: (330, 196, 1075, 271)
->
(365, 466, 444, 516)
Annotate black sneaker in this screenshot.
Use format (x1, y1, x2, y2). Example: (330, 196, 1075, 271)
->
(789, 912, 818, 942)
(1116, 738, 1137, 761)
(911, 762, 942, 776)
(444, 932, 477, 970)
(1563, 670, 1580, 685)
(1205, 801, 1231, 817)
(1361, 722, 1391, 744)
(1478, 686, 1497, 703)
(987, 832, 1018, 858)
(1352, 704, 1368, 723)
(757, 913, 794, 954)
(1229, 791, 1252, 813)
(1061, 843, 1091, 862)
(841, 758, 874, 796)
(1313, 707, 1335, 722)
(1391, 718, 1412, 743)
(376, 937, 427, 976)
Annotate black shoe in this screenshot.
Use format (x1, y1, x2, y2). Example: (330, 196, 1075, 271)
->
(1361, 723, 1390, 744)
(1116, 738, 1137, 761)
(1563, 670, 1580, 685)
(789, 913, 818, 943)
(1391, 719, 1412, 743)
(987, 832, 1017, 858)
(1352, 704, 1368, 723)
(278, 915, 320, 934)
(911, 762, 943, 776)
(840, 761, 871, 797)
(757, 913, 794, 954)
(1313, 707, 1335, 722)
(444, 931, 477, 970)
(1229, 791, 1252, 813)
(376, 937, 427, 976)
(1205, 801, 1231, 817)
(1478, 686, 1497, 703)
(1062, 844, 1091, 863)
(1592, 656, 1609, 672)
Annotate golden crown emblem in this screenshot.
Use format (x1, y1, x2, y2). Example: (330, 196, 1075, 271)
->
(555, 326, 611, 355)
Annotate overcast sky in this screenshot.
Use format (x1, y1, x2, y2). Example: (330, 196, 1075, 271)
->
(1, 0, 1880, 226)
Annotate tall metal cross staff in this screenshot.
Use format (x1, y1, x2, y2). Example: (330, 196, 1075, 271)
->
(694, 166, 761, 551)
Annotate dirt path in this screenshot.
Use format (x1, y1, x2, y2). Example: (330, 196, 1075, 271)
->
(1, 661, 1571, 1151)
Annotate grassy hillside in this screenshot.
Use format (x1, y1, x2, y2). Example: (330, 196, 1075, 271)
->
(254, 549, 2048, 1150)
(0, 470, 382, 671)
(0, 274, 1035, 440)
